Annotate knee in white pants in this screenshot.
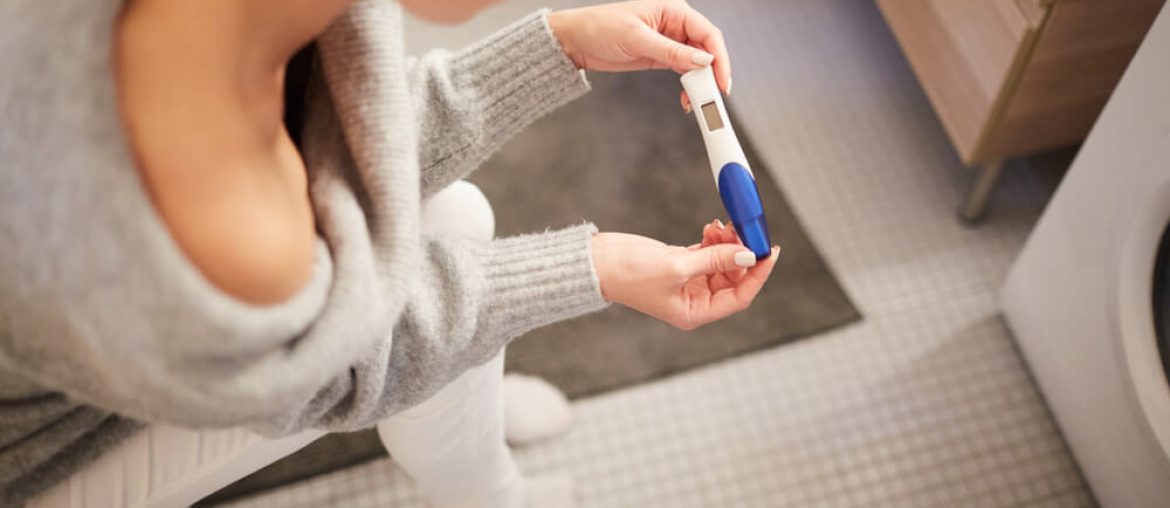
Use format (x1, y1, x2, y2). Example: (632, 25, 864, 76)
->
(422, 180, 495, 242)
(377, 353, 521, 508)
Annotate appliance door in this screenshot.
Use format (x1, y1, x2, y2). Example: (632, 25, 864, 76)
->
(1111, 137, 1170, 468)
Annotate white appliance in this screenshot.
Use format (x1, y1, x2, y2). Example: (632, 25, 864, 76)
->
(1001, 5, 1170, 507)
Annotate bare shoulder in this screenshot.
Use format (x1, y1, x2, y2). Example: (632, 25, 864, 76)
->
(115, 0, 318, 305)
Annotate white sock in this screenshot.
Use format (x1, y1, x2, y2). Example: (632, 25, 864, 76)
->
(523, 474, 576, 508)
(503, 374, 573, 445)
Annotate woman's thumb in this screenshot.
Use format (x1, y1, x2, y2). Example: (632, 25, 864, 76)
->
(678, 243, 756, 277)
(634, 26, 714, 72)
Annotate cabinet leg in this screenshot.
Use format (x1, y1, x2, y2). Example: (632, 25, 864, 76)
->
(958, 160, 1006, 224)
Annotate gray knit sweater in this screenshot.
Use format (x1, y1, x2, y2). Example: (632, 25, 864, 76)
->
(0, 1, 609, 504)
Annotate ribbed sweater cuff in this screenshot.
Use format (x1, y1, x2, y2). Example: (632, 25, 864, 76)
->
(477, 223, 610, 340)
(450, 9, 591, 148)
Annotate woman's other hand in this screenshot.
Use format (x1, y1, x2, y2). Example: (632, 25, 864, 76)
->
(591, 220, 779, 331)
(548, 0, 732, 110)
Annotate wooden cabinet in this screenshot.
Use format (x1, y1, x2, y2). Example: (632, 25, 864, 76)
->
(876, 0, 1165, 220)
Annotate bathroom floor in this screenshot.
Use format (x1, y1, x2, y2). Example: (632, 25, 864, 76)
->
(221, 1, 1094, 506)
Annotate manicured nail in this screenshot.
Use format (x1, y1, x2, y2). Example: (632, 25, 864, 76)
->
(734, 251, 757, 268)
(692, 51, 715, 66)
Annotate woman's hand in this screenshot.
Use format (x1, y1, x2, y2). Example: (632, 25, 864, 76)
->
(548, 0, 732, 110)
(592, 220, 779, 331)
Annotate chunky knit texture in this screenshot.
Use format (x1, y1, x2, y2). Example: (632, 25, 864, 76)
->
(0, 1, 608, 504)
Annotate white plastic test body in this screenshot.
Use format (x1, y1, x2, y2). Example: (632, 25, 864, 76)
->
(680, 66, 772, 259)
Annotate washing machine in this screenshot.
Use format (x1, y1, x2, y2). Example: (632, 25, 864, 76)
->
(1001, 5, 1170, 507)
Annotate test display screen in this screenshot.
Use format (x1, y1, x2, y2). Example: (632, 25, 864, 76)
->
(701, 101, 724, 131)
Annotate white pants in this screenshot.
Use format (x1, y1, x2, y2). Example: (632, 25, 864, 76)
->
(28, 181, 521, 508)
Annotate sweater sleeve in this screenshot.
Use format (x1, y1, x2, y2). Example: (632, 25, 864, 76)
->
(407, 9, 590, 198)
(273, 224, 610, 433)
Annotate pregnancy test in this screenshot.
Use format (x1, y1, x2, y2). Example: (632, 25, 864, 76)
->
(680, 66, 772, 260)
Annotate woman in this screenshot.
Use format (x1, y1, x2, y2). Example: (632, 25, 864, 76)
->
(0, 0, 778, 506)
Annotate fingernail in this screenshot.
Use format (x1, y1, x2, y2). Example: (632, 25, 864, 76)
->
(734, 251, 757, 268)
(683, 104, 692, 114)
(772, 245, 781, 256)
(714, 219, 724, 229)
(692, 51, 715, 66)
(727, 78, 733, 95)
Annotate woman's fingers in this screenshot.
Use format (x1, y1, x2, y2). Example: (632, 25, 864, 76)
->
(725, 261, 748, 284)
(731, 246, 780, 301)
(720, 223, 739, 244)
(631, 24, 714, 74)
(701, 220, 720, 247)
(701, 219, 739, 247)
(686, 220, 754, 305)
(702, 245, 779, 320)
(549, 2, 730, 92)
(717, 224, 746, 282)
(677, 243, 757, 278)
(701, 220, 724, 246)
(707, 272, 736, 292)
(678, 4, 732, 94)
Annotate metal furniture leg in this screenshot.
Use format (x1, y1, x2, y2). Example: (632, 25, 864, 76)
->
(959, 159, 1007, 223)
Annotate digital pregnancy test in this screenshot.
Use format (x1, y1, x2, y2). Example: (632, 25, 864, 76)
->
(680, 66, 772, 260)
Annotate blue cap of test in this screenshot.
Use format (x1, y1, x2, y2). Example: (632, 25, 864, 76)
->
(717, 162, 772, 260)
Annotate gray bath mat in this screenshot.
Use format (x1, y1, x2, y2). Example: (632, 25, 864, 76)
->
(203, 71, 858, 505)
